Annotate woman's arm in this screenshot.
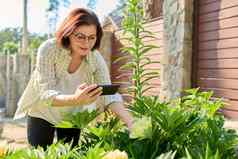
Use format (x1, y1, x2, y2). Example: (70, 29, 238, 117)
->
(108, 102, 133, 130)
(52, 84, 102, 107)
(52, 94, 79, 107)
(36, 39, 62, 107)
(93, 51, 134, 129)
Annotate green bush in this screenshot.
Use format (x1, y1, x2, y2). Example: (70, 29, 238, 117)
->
(75, 89, 238, 159)
(129, 89, 238, 159)
(2, 142, 80, 159)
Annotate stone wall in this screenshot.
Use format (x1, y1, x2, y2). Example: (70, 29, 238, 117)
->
(160, 0, 193, 101)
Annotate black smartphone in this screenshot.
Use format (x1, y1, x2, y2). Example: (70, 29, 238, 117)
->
(91, 84, 120, 95)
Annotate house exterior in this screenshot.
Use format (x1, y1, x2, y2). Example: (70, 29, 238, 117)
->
(103, 0, 238, 119)
(1, 0, 238, 119)
(193, 0, 238, 118)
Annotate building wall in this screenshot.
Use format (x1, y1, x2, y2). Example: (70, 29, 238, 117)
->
(193, 0, 238, 119)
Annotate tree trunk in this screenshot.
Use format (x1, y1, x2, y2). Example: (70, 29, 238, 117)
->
(143, 0, 163, 20)
(22, 0, 28, 54)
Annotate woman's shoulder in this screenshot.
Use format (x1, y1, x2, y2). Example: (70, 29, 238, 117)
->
(91, 50, 104, 62)
(39, 38, 56, 49)
(37, 38, 58, 56)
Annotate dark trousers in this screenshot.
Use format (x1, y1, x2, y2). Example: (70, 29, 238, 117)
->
(27, 116, 80, 150)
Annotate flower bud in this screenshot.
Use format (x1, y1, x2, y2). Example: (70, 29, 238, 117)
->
(103, 149, 128, 159)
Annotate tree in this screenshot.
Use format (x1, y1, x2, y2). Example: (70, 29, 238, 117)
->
(22, 0, 28, 54)
(0, 28, 21, 52)
(46, 0, 71, 36)
(0, 27, 47, 55)
(46, 0, 99, 35)
(87, 0, 97, 10)
(116, 0, 126, 7)
(3, 42, 18, 54)
(28, 33, 48, 54)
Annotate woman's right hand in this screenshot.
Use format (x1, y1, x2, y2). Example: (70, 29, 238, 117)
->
(73, 83, 102, 106)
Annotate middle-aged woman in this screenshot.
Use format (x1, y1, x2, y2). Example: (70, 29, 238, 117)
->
(14, 8, 133, 149)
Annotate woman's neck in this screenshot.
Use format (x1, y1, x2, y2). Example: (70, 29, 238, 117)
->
(70, 50, 83, 60)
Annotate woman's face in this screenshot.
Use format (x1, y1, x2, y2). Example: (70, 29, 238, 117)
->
(69, 24, 97, 56)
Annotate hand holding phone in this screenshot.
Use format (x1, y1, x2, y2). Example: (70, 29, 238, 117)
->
(74, 84, 102, 106)
(91, 84, 120, 95)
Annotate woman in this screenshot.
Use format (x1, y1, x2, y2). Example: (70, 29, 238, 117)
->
(14, 8, 133, 149)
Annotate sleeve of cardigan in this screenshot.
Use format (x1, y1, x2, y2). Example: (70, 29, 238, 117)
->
(93, 51, 123, 109)
(35, 39, 61, 107)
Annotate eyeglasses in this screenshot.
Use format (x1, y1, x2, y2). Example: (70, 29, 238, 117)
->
(72, 32, 97, 43)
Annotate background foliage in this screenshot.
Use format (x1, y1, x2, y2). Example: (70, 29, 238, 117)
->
(0, 27, 47, 55)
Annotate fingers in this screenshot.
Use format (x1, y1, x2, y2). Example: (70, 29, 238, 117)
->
(85, 85, 102, 104)
(88, 87, 102, 97)
(84, 84, 98, 93)
(90, 90, 102, 102)
(75, 84, 102, 105)
(78, 83, 88, 89)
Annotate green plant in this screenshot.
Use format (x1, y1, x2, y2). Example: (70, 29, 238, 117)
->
(180, 88, 224, 117)
(115, 1, 238, 158)
(2, 41, 18, 54)
(127, 89, 238, 159)
(183, 145, 221, 159)
(78, 114, 128, 152)
(56, 110, 99, 129)
(3, 142, 80, 159)
(117, 0, 159, 100)
(79, 144, 105, 159)
(156, 151, 176, 159)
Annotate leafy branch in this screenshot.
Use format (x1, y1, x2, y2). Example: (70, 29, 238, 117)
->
(119, 0, 160, 101)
